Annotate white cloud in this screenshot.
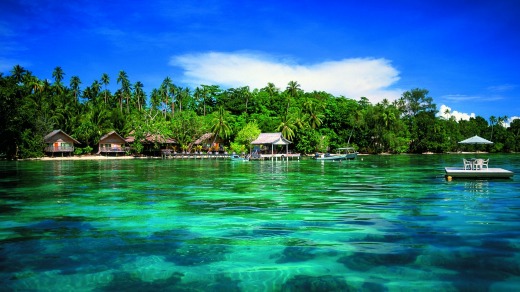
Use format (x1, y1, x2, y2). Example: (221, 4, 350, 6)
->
(488, 84, 517, 92)
(503, 116, 520, 128)
(438, 104, 475, 121)
(441, 94, 481, 102)
(169, 51, 402, 103)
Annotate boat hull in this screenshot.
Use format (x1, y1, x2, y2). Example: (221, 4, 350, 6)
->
(444, 167, 513, 179)
(315, 153, 357, 161)
(230, 154, 249, 161)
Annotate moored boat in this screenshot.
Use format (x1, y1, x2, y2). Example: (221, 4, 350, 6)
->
(230, 154, 249, 161)
(314, 147, 358, 161)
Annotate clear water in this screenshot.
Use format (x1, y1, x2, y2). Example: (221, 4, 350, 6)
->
(1, 155, 519, 291)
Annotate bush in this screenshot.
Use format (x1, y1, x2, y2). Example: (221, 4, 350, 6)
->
(74, 146, 93, 155)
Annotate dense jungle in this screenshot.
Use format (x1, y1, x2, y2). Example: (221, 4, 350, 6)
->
(1, 65, 519, 159)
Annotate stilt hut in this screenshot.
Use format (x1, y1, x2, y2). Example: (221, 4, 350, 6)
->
(251, 132, 298, 160)
(44, 130, 80, 156)
(98, 131, 127, 155)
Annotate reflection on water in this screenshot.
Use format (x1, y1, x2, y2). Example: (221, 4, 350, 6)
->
(0, 155, 519, 291)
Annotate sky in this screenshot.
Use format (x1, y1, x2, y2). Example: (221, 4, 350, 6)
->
(1, 0, 519, 123)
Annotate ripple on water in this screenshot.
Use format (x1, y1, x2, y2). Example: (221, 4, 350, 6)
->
(1, 156, 520, 290)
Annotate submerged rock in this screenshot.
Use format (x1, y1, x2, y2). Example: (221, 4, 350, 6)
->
(281, 275, 350, 292)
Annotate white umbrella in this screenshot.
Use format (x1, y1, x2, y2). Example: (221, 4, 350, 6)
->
(458, 135, 493, 144)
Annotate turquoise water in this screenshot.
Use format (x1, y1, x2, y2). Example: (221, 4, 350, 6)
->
(1, 155, 519, 291)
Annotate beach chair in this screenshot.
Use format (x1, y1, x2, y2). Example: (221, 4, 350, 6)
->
(473, 159, 485, 170)
(463, 159, 473, 170)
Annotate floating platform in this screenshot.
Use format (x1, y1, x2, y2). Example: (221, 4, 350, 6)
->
(445, 167, 514, 180)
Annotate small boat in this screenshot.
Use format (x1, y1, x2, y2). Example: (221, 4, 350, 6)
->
(314, 147, 358, 161)
(230, 154, 249, 161)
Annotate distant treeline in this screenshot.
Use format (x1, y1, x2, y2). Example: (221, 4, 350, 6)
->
(1, 65, 519, 159)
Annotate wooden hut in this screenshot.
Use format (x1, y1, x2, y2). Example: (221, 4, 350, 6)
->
(44, 130, 80, 156)
(98, 131, 127, 155)
(193, 133, 225, 153)
(125, 132, 176, 156)
(250, 132, 299, 160)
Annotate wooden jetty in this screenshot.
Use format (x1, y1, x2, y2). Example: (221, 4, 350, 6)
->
(250, 153, 301, 161)
(445, 167, 514, 180)
(160, 150, 300, 161)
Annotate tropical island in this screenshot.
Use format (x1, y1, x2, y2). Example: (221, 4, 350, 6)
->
(1, 65, 518, 160)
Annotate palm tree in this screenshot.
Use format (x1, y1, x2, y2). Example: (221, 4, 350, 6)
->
(303, 97, 324, 129)
(285, 81, 301, 115)
(101, 73, 110, 105)
(169, 81, 177, 117)
(194, 87, 203, 115)
(117, 70, 131, 113)
(150, 88, 161, 111)
(286, 80, 301, 98)
(11, 65, 26, 84)
(211, 106, 232, 146)
(200, 85, 209, 116)
(277, 115, 297, 141)
(91, 80, 101, 100)
(265, 82, 278, 97)
(52, 66, 64, 86)
(69, 76, 81, 103)
(177, 86, 190, 113)
(160, 77, 173, 117)
(443, 107, 451, 119)
(489, 115, 497, 140)
(240, 86, 251, 114)
(133, 81, 145, 111)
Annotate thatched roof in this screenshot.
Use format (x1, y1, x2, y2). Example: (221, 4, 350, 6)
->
(251, 133, 291, 145)
(194, 133, 214, 145)
(125, 132, 176, 144)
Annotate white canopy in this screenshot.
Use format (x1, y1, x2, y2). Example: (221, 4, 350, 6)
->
(251, 133, 291, 145)
(458, 135, 493, 144)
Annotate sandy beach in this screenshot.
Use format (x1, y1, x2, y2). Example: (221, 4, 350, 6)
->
(29, 155, 149, 161)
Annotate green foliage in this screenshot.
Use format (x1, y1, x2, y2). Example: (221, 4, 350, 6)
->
(230, 141, 246, 153)
(1, 65, 517, 159)
(234, 121, 261, 150)
(74, 146, 93, 155)
(19, 129, 44, 158)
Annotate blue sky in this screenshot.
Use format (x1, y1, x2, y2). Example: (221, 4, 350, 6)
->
(1, 0, 519, 122)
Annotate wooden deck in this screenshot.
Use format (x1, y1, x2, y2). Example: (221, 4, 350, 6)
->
(445, 167, 514, 179)
(250, 153, 301, 161)
(159, 150, 302, 161)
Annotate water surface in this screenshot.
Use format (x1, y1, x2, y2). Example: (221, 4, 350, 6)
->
(1, 155, 519, 291)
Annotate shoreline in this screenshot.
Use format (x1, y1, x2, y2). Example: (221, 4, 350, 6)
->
(13, 151, 498, 161)
(26, 155, 149, 161)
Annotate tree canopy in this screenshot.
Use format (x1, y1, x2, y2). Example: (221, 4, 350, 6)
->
(0, 65, 517, 159)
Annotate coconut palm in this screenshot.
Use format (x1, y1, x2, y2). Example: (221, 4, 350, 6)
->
(133, 81, 145, 111)
(150, 88, 161, 111)
(277, 114, 297, 141)
(52, 66, 64, 86)
(285, 81, 301, 115)
(69, 76, 81, 103)
(11, 65, 26, 84)
(489, 115, 497, 140)
(101, 73, 110, 105)
(117, 70, 131, 113)
(286, 80, 301, 98)
(211, 106, 232, 146)
(177, 86, 190, 113)
(265, 82, 278, 97)
(160, 77, 173, 117)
